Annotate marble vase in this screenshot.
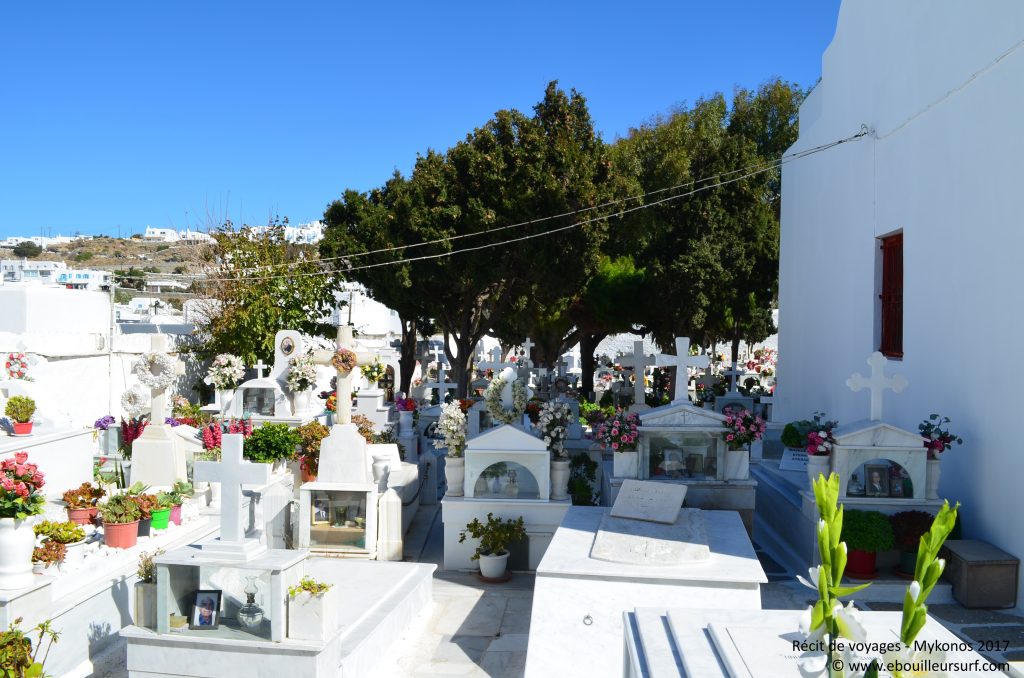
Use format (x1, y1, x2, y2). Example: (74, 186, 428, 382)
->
(287, 591, 335, 641)
(806, 454, 831, 487)
(550, 459, 570, 500)
(291, 389, 314, 416)
(723, 447, 749, 480)
(926, 458, 941, 500)
(0, 517, 36, 589)
(444, 456, 465, 497)
(612, 450, 639, 479)
(134, 582, 157, 629)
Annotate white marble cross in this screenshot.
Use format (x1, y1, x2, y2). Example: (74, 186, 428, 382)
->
(722, 362, 744, 394)
(426, 376, 458, 403)
(479, 347, 516, 373)
(846, 351, 908, 421)
(655, 337, 710, 404)
(313, 324, 376, 425)
(145, 334, 185, 423)
(618, 340, 655, 408)
(252, 360, 268, 379)
(193, 434, 271, 545)
(519, 338, 535, 369)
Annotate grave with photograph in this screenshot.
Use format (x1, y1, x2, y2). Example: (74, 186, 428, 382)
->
(525, 480, 765, 678)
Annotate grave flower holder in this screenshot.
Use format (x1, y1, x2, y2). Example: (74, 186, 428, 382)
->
(287, 588, 336, 641)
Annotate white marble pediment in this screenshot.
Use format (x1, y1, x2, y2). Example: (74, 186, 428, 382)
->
(640, 402, 727, 428)
(833, 419, 924, 448)
(466, 424, 546, 453)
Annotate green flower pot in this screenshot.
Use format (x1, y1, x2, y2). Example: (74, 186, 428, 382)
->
(150, 508, 171, 530)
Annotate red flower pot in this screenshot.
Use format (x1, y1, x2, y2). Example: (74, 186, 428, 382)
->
(846, 548, 878, 579)
(169, 504, 182, 525)
(67, 507, 95, 526)
(12, 422, 32, 435)
(301, 468, 317, 483)
(103, 520, 140, 549)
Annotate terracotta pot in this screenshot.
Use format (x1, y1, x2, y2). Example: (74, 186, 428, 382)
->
(11, 421, 33, 435)
(150, 508, 171, 530)
(104, 520, 140, 549)
(301, 467, 317, 483)
(846, 548, 878, 579)
(67, 506, 95, 526)
(170, 504, 182, 525)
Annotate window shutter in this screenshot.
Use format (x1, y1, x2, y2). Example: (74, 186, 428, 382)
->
(879, 233, 903, 357)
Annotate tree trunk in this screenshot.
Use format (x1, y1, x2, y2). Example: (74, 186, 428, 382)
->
(398, 316, 418, 395)
(579, 332, 607, 401)
(731, 323, 741, 366)
(445, 331, 480, 399)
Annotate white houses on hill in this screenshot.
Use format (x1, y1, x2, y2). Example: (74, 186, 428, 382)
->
(777, 0, 1024, 606)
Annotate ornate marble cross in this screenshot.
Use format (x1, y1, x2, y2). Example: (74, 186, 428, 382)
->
(313, 324, 376, 425)
(193, 434, 271, 555)
(146, 334, 185, 424)
(478, 346, 515, 373)
(252, 360, 268, 379)
(655, 337, 710, 404)
(846, 351, 908, 421)
(618, 340, 655, 409)
(722, 362, 745, 394)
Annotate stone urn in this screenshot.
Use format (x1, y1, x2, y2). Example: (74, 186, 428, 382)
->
(444, 456, 465, 497)
(0, 517, 36, 589)
(806, 454, 831, 487)
(550, 458, 570, 500)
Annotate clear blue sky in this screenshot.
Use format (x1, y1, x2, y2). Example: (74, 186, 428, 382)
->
(0, 1, 841, 238)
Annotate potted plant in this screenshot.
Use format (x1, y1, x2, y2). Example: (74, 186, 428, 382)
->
(0, 616, 59, 677)
(918, 414, 962, 500)
(5, 396, 36, 435)
(134, 549, 164, 629)
(32, 539, 65, 573)
(62, 482, 105, 525)
(720, 408, 767, 480)
(434, 401, 467, 497)
(150, 493, 173, 530)
(536, 401, 571, 500)
(286, 576, 335, 641)
(459, 513, 526, 580)
(595, 410, 641, 479)
(130, 491, 159, 537)
(841, 509, 895, 578)
(166, 479, 194, 525)
(890, 510, 935, 576)
(34, 520, 87, 570)
(0, 451, 46, 589)
(100, 493, 142, 549)
(295, 420, 329, 483)
(243, 424, 301, 473)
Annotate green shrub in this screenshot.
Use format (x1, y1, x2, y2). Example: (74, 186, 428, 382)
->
(5, 396, 35, 423)
(100, 493, 142, 524)
(459, 513, 526, 560)
(288, 576, 333, 598)
(842, 509, 894, 553)
(244, 424, 301, 463)
(75, 251, 94, 262)
(569, 453, 599, 505)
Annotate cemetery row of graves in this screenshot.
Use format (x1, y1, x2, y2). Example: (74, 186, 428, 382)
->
(0, 311, 1012, 676)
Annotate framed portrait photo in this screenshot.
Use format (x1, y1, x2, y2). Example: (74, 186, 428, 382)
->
(864, 464, 890, 498)
(280, 336, 296, 357)
(189, 590, 222, 630)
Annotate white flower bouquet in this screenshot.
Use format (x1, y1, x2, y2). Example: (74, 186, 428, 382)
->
(434, 400, 467, 458)
(205, 354, 246, 390)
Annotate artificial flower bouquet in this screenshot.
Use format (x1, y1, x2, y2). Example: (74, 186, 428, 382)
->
(205, 354, 246, 390)
(721, 407, 766, 448)
(595, 410, 640, 452)
(918, 414, 962, 460)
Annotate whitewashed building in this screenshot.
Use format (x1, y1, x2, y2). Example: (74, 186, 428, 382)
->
(142, 227, 180, 242)
(0, 259, 67, 284)
(55, 268, 113, 290)
(776, 1, 1024, 606)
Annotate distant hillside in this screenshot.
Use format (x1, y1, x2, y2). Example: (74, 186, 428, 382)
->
(0, 236, 209, 275)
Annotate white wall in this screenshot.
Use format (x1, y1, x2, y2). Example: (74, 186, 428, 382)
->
(778, 0, 1024, 607)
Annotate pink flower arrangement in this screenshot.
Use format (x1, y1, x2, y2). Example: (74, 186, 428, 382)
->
(805, 429, 835, 457)
(0, 450, 46, 518)
(595, 410, 640, 452)
(722, 408, 766, 448)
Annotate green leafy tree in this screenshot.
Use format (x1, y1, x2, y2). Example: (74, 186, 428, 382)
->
(193, 219, 340, 365)
(12, 241, 42, 258)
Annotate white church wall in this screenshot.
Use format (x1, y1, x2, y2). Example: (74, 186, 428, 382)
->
(778, 0, 1024, 608)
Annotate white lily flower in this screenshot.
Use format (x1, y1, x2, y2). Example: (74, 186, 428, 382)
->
(883, 643, 950, 678)
(936, 558, 945, 575)
(832, 601, 867, 643)
(797, 566, 820, 591)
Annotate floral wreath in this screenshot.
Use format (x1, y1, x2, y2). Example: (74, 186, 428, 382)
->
(132, 352, 178, 389)
(331, 348, 357, 373)
(121, 386, 149, 418)
(5, 353, 29, 380)
(484, 373, 528, 425)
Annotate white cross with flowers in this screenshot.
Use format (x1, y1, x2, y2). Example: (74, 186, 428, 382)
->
(313, 324, 376, 425)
